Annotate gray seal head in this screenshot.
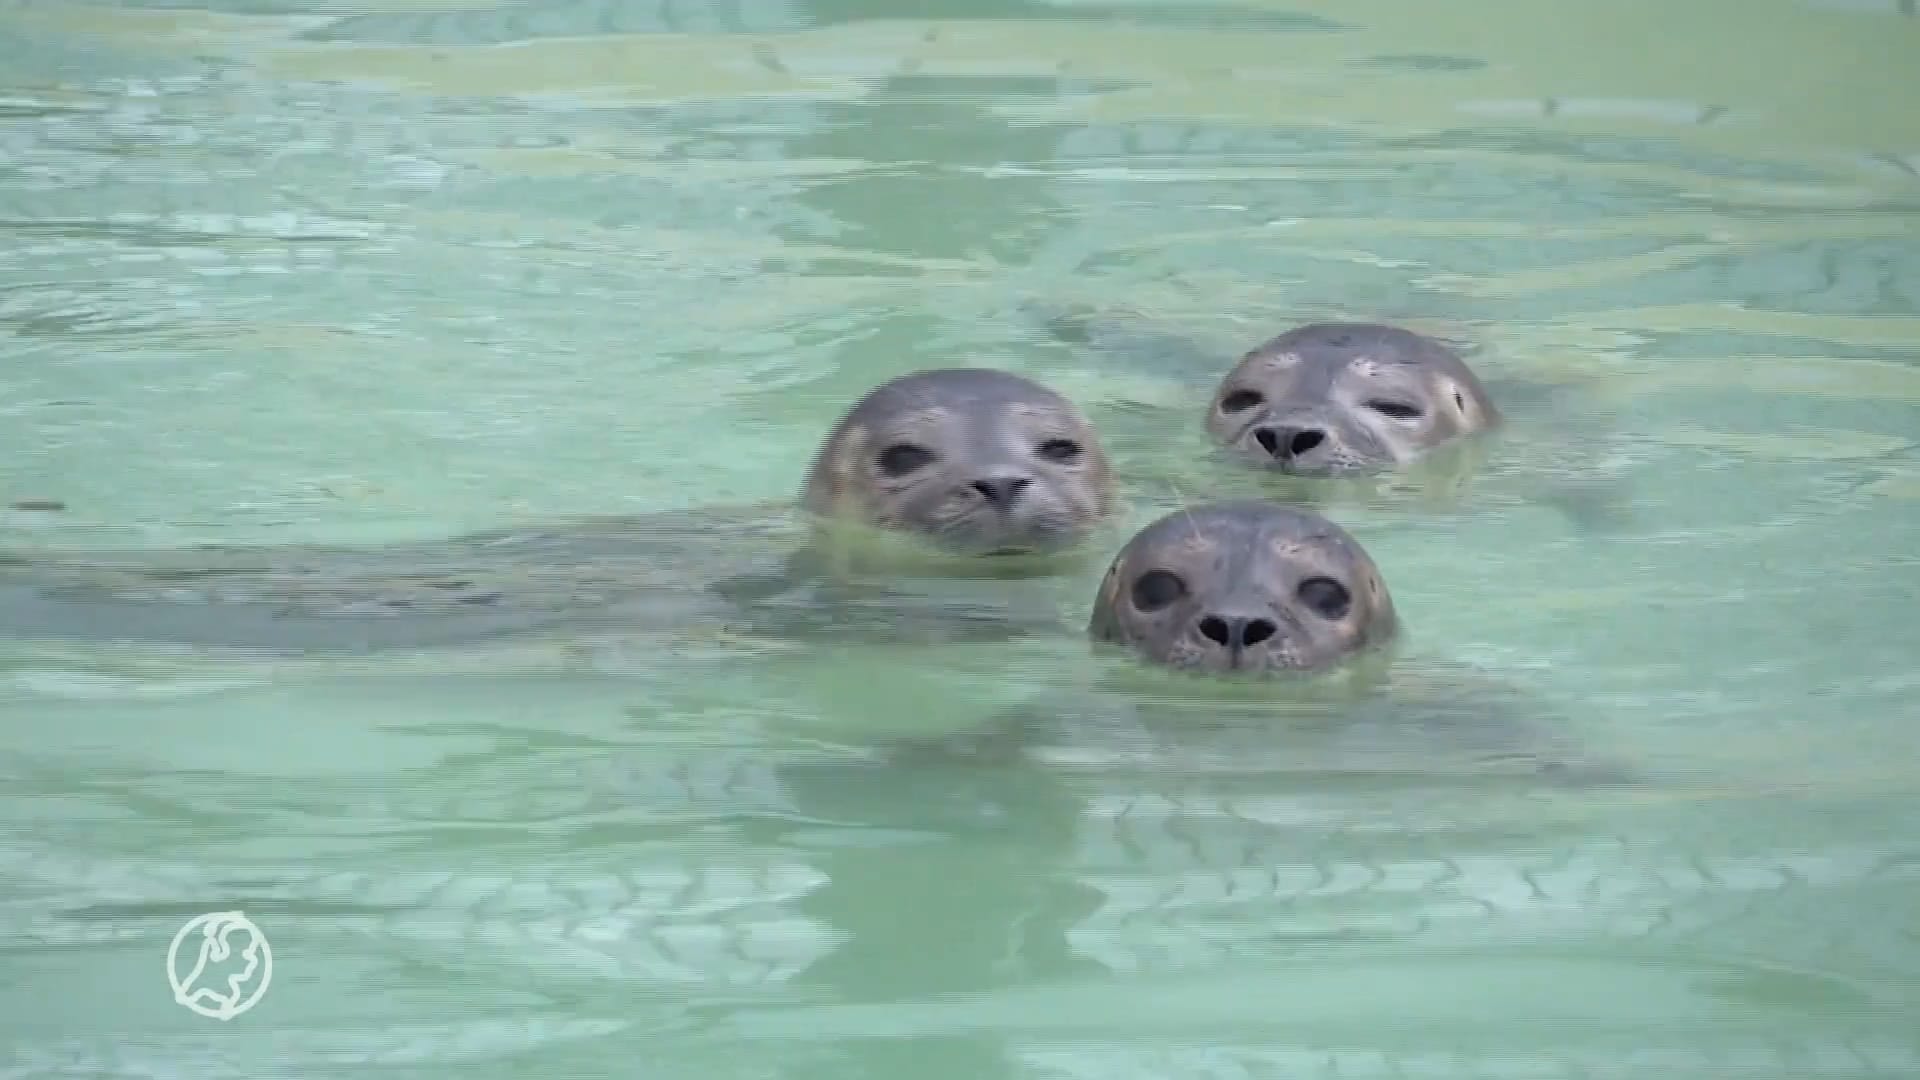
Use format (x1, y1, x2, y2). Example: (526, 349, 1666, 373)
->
(1205, 322, 1499, 477)
(799, 367, 1118, 558)
(1088, 500, 1398, 675)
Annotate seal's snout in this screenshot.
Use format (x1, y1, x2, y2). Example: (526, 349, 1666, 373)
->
(970, 472, 1033, 510)
(1252, 423, 1330, 465)
(1197, 611, 1278, 651)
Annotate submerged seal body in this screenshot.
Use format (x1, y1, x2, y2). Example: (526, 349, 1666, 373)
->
(776, 500, 1632, 1004)
(1205, 323, 1499, 478)
(872, 498, 1625, 787)
(0, 368, 1120, 654)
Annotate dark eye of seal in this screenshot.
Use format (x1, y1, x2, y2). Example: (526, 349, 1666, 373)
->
(1037, 438, 1083, 464)
(1366, 399, 1423, 420)
(1219, 389, 1263, 414)
(1130, 569, 1186, 612)
(877, 444, 937, 477)
(1296, 576, 1351, 619)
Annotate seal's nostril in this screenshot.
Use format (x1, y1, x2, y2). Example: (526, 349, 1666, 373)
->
(1253, 428, 1279, 457)
(1199, 613, 1277, 650)
(1288, 430, 1325, 457)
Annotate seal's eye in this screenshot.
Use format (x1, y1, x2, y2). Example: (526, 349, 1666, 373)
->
(1130, 569, 1186, 613)
(877, 444, 936, 477)
(1037, 438, 1083, 464)
(1296, 576, 1351, 619)
(1365, 400, 1423, 420)
(1219, 389, 1263, 414)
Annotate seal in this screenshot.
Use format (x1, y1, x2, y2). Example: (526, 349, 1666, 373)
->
(1205, 323, 1498, 477)
(860, 499, 1625, 782)
(0, 368, 1120, 654)
(798, 367, 1115, 559)
(1086, 499, 1397, 675)
(1028, 302, 1632, 531)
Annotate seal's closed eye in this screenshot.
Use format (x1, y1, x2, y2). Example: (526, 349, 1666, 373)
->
(1036, 438, 1082, 463)
(1364, 400, 1423, 420)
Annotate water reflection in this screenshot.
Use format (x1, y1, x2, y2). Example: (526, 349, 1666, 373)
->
(292, 0, 1347, 46)
(3, 645, 1920, 1074)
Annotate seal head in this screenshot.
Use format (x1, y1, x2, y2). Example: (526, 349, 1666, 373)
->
(1206, 322, 1499, 477)
(800, 368, 1117, 558)
(1088, 500, 1397, 675)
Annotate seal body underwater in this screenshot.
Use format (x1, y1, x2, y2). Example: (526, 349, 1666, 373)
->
(777, 501, 1635, 1003)
(0, 368, 1121, 654)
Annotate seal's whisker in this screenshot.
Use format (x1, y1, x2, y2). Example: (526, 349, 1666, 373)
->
(1167, 480, 1199, 538)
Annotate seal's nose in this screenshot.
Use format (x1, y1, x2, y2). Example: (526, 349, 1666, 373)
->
(1196, 611, 1279, 653)
(1252, 424, 1328, 462)
(971, 473, 1033, 509)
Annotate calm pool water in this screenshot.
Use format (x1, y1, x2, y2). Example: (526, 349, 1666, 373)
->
(4, 0, 1920, 1075)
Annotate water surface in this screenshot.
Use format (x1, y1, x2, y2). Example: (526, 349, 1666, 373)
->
(3, 0, 1920, 1076)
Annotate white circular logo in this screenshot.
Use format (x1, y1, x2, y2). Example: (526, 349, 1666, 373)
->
(166, 910, 273, 1021)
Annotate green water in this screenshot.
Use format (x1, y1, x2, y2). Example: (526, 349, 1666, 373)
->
(4, 0, 1920, 1075)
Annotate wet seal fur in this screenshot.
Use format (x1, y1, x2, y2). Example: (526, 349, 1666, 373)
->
(0, 368, 1121, 655)
(1029, 303, 1631, 531)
